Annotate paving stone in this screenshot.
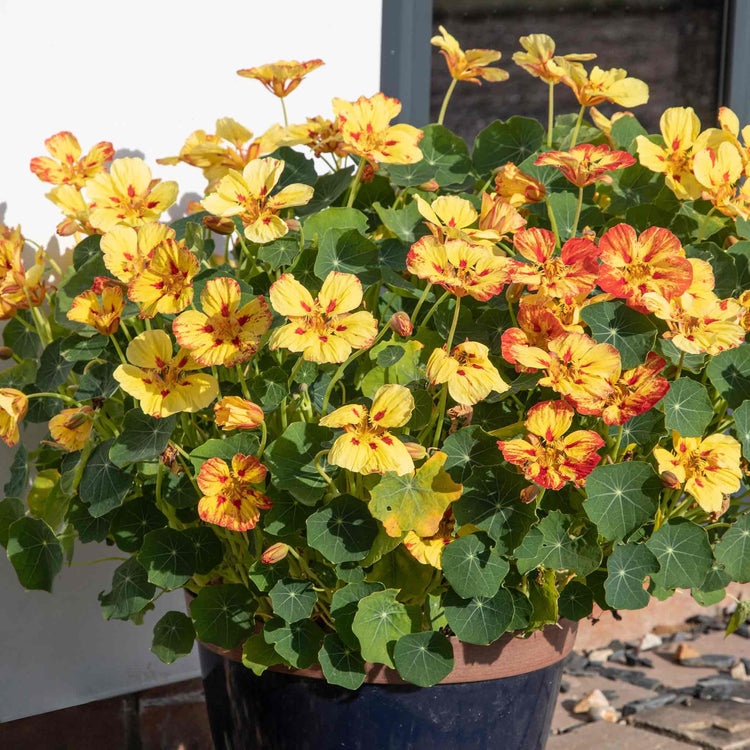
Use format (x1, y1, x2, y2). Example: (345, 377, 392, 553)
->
(681, 654, 739, 670)
(548, 721, 690, 750)
(640, 633, 664, 651)
(621, 692, 682, 717)
(591, 665, 662, 690)
(562, 650, 590, 676)
(609, 649, 654, 668)
(694, 676, 750, 702)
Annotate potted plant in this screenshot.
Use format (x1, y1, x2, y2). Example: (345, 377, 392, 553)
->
(2, 27, 749, 750)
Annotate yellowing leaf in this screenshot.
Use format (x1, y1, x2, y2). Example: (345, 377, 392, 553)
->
(368, 452, 462, 538)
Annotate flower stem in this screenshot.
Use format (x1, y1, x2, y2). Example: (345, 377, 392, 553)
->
(346, 158, 366, 208)
(696, 207, 717, 243)
(545, 198, 561, 248)
(431, 296, 461, 447)
(236, 364, 252, 399)
(280, 97, 289, 127)
(26, 391, 79, 406)
(411, 283, 433, 326)
(610, 423, 624, 461)
(110, 335, 127, 364)
(674, 351, 685, 380)
(572, 185, 584, 239)
(257, 420, 268, 460)
(547, 82, 555, 147)
(287, 355, 304, 387)
(438, 79, 458, 126)
(570, 104, 586, 148)
(420, 291, 450, 328)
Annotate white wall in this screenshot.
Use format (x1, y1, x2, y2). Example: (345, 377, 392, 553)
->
(0, 0, 382, 722)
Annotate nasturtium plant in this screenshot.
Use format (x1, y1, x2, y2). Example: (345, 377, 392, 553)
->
(1, 26, 749, 689)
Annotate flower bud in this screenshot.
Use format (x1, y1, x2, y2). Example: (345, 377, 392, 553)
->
(262, 543, 289, 564)
(389, 311, 413, 337)
(0, 347, 12, 360)
(203, 215, 236, 235)
(214, 396, 265, 431)
(660, 471, 682, 490)
(418, 179, 440, 192)
(520, 485, 540, 504)
(284, 218, 301, 232)
(403, 442, 427, 460)
(505, 282, 524, 304)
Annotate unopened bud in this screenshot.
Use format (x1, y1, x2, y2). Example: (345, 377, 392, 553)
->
(284, 218, 301, 232)
(203, 215, 236, 235)
(403, 442, 427, 460)
(262, 543, 290, 564)
(580, 227, 597, 242)
(505, 282, 524, 304)
(186, 200, 204, 215)
(91, 275, 123, 294)
(660, 471, 682, 490)
(160, 443, 180, 474)
(520, 485, 540, 504)
(360, 163, 377, 184)
(56, 218, 79, 237)
(0, 347, 12, 360)
(418, 179, 440, 192)
(389, 311, 413, 337)
(447, 404, 473, 433)
(726, 235, 740, 248)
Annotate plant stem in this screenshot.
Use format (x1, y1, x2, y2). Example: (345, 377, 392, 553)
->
(696, 207, 717, 243)
(314, 450, 336, 490)
(674, 351, 685, 380)
(110, 335, 128, 364)
(547, 82, 555, 147)
(236, 364, 251, 399)
(346, 159, 366, 208)
(611, 423, 624, 461)
(437, 78, 458, 126)
(570, 104, 586, 148)
(411, 283, 433, 325)
(431, 296, 461, 447)
(420, 291, 450, 328)
(69, 557, 128, 566)
(280, 97, 289, 127)
(257, 421, 268, 460)
(572, 186, 584, 238)
(287, 355, 304, 387)
(545, 198, 561, 248)
(26, 391, 79, 406)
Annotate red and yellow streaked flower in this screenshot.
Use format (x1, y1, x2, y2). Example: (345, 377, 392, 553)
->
(285, 116, 346, 159)
(320, 384, 415, 476)
(269, 271, 377, 364)
(510, 332, 621, 410)
(512, 228, 599, 301)
(597, 223, 693, 312)
(201, 156, 314, 244)
(46, 184, 95, 236)
(512, 34, 596, 84)
(85, 158, 178, 232)
(0, 388, 28, 447)
(415, 194, 503, 244)
(431, 26, 508, 84)
(214, 397, 264, 431)
(739, 290, 750, 332)
(404, 509, 456, 568)
(478, 193, 526, 240)
(636, 107, 728, 200)
(501, 300, 567, 372)
(717, 106, 750, 176)
(67, 279, 125, 335)
(0, 248, 48, 320)
(127, 238, 199, 318)
(113, 330, 219, 418)
(559, 63, 649, 108)
(30, 131, 114, 189)
(332, 93, 423, 166)
(692, 141, 745, 216)
(534, 144, 635, 187)
(493, 163, 546, 207)
(654, 432, 742, 514)
(197, 454, 272, 532)
(426, 341, 509, 406)
(100, 223, 173, 284)
(406, 236, 516, 301)
(173, 277, 272, 367)
(48, 406, 94, 452)
(237, 59, 324, 98)
(498, 400, 604, 490)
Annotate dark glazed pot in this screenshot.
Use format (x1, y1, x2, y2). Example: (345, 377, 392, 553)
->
(198, 620, 576, 750)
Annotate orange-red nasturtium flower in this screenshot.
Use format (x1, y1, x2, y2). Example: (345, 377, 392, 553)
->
(113, 330, 219, 418)
(493, 163, 546, 207)
(197, 454, 272, 532)
(320, 384, 415, 476)
(269, 271, 377, 364)
(67, 279, 125, 335)
(510, 332, 621, 410)
(214, 396, 264, 431)
(498, 400, 604, 490)
(511, 227, 599, 302)
(426, 341, 509, 406)
(173, 277, 272, 367)
(0, 388, 28, 446)
(236, 59, 324, 98)
(430, 26, 509, 84)
(636, 107, 729, 200)
(30, 131, 114, 189)
(573, 352, 670, 425)
(332, 93, 424, 166)
(654, 432, 742, 514)
(502, 301, 567, 372)
(128, 237, 199, 318)
(85, 158, 178, 232)
(558, 62, 649, 108)
(404, 509, 456, 568)
(285, 116, 347, 159)
(512, 34, 596, 84)
(201, 156, 313, 244)
(100, 223, 173, 284)
(406, 236, 516, 301)
(597, 223, 693, 312)
(48, 406, 94, 452)
(534, 144, 635, 187)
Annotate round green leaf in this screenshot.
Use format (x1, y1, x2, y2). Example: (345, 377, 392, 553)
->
(138, 528, 196, 589)
(162, 473, 199, 509)
(66, 499, 110, 543)
(36, 340, 74, 391)
(707, 347, 750, 408)
(99, 557, 155, 620)
(605, 543, 659, 610)
(247, 557, 290, 592)
(732, 401, 750, 459)
(269, 578, 317, 623)
(184, 526, 223, 575)
(3, 444, 28, 498)
(0, 497, 25, 548)
(714, 513, 750, 583)
(6, 517, 62, 592)
(607, 408, 665, 452)
(242, 632, 286, 676)
(473, 117, 544, 177)
(314, 228, 380, 286)
(331, 581, 385, 649)
(151, 611, 195, 664)
(507, 588, 533, 632)
(189, 433, 260, 474)
(59, 334, 108, 362)
(109, 411, 177, 467)
(318, 633, 366, 690)
(646, 519, 713, 590)
(263, 488, 314, 535)
(583, 462, 661, 541)
(441, 532, 508, 599)
(442, 426, 503, 484)
(264, 617, 323, 669)
(79, 440, 133, 518)
(351, 589, 421, 667)
(662, 378, 712, 437)
(335, 561, 366, 583)
(393, 631, 454, 687)
(306, 494, 378, 564)
(444, 587, 513, 645)
(302, 207, 368, 240)
(190, 584, 256, 649)
(558, 581, 594, 620)
(110, 495, 167, 553)
(3, 314, 41, 360)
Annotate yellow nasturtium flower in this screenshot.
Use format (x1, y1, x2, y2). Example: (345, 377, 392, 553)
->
(332, 93, 424, 166)
(113, 330, 219, 418)
(49, 406, 94, 452)
(100, 223, 173, 284)
(559, 63, 649, 108)
(512, 34, 596, 84)
(214, 396, 264, 431)
(718, 106, 750, 176)
(654, 432, 742, 514)
(269, 271, 377, 364)
(430, 26, 508, 84)
(173, 277, 272, 367)
(46, 183, 95, 236)
(404, 509, 456, 569)
(237, 59, 324, 98)
(67, 280, 125, 335)
(426, 341, 509, 406)
(415, 195, 502, 243)
(30, 131, 114, 189)
(693, 142, 745, 217)
(320, 384, 415, 476)
(0, 388, 28, 447)
(202, 157, 313, 244)
(284, 116, 346, 159)
(85, 157, 178, 232)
